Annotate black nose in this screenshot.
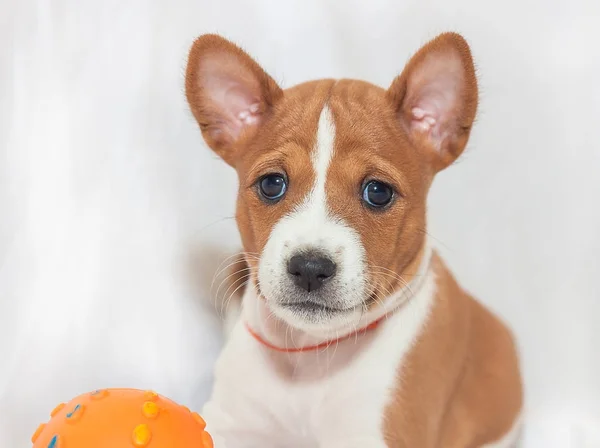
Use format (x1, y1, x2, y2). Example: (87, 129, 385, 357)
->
(287, 252, 337, 292)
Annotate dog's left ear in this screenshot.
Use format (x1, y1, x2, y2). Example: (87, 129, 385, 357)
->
(185, 34, 283, 167)
(388, 32, 478, 172)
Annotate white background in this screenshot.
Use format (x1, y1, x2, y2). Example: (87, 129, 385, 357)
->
(1, 0, 599, 446)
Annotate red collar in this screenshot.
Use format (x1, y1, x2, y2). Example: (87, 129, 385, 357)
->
(244, 314, 386, 353)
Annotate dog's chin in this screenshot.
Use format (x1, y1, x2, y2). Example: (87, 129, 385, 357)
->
(269, 299, 363, 335)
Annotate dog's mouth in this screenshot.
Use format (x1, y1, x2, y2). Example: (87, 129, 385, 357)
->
(256, 262, 369, 330)
(256, 277, 357, 314)
(280, 300, 356, 314)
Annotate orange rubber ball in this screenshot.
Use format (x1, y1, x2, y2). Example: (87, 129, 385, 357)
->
(31, 388, 213, 448)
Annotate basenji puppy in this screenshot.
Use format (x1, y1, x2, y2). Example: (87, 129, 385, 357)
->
(185, 32, 523, 448)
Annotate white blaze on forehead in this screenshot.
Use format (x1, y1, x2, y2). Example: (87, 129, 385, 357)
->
(309, 105, 336, 213)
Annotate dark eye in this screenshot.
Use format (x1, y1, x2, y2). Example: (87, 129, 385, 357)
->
(362, 181, 394, 208)
(258, 174, 287, 202)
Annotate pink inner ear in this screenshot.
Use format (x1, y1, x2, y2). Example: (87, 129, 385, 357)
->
(406, 53, 464, 151)
(201, 58, 264, 141)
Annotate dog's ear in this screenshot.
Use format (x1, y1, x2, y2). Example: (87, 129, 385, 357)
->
(185, 34, 283, 167)
(387, 32, 478, 172)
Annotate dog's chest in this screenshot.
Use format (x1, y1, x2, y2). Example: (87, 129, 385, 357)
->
(267, 332, 402, 444)
(202, 301, 432, 448)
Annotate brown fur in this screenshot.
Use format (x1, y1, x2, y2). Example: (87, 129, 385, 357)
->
(384, 254, 523, 447)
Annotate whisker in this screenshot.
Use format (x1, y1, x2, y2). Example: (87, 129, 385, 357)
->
(196, 216, 236, 234)
(219, 274, 251, 315)
(219, 272, 252, 313)
(214, 267, 253, 303)
(417, 227, 450, 250)
(210, 251, 255, 290)
(221, 279, 250, 317)
(368, 266, 416, 299)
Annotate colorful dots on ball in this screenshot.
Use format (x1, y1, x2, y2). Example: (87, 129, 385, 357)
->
(50, 404, 65, 418)
(31, 388, 214, 448)
(142, 401, 160, 419)
(90, 389, 109, 400)
(65, 403, 84, 422)
(132, 424, 152, 447)
(192, 412, 207, 430)
(47, 435, 59, 448)
(143, 390, 159, 402)
(31, 424, 46, 443)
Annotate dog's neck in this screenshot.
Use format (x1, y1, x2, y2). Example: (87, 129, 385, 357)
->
(241, 242, 434, 373)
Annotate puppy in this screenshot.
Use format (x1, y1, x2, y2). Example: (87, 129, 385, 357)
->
(185, 32, 523, 448)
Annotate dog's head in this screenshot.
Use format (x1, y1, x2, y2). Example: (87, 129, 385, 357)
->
(186, 33, 477, 333)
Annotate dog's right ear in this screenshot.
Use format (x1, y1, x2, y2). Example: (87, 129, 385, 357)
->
(185, 34, 283, 167)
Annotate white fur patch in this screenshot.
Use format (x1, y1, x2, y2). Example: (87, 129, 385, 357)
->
(311, 104, 336, 202)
